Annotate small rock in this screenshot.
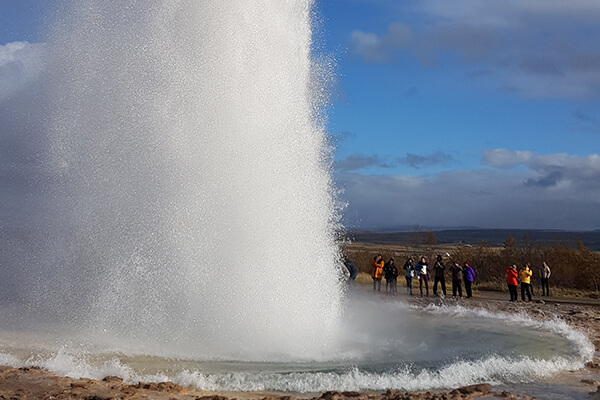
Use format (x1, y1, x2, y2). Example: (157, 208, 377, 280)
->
(102, 376, 123, 383)
(195, 396, 230, 400)
(320, 391, 342, 400)
(456, 383, 491, 395)
(70, 380, 92, 388)
(156, 381, 184, 392)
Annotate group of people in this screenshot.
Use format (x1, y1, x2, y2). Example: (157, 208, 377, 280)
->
(365, 254, 552, 302)
(505, 261, 551, 302)
(371, 255, 475, 299)
(370, 255, 400, 293)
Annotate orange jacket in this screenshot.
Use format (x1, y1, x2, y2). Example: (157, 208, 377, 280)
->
(372, 260, 384, 279)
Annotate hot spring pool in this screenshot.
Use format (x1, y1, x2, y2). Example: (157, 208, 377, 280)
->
(0, 293, 592, 394)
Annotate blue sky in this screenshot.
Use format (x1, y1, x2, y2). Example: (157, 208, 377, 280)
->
(1, 0, 599, 231)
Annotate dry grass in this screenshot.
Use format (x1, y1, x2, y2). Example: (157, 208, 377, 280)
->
(355, 272, 373, 286)
(344, 240, 600, 296)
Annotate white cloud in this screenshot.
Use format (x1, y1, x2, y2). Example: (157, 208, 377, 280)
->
(481, 149, 533, 169)
(398, 152, 453, 169)
(0, 42, 45, 102)
(351, 22, 412, 63)
(483, 149, 600, 188)
(334, 154, 394, 172)
(335, 151, 454, 172)
(350, 0, 600, 99)
(335, 149, 600, 230)
(337, 163, 600, 230)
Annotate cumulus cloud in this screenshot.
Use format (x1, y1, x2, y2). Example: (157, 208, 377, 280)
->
(483, 149, 600, 189)
(335, 151, 453, 172)
(334, 154, 393, 172)
(351, 23, 412, 63)
(398, 152, 453, 169)
(335, 148, 600, 230)
(350, 0, 600, 99)
(481, 149, 533, 169)
(337, 162, 600, 230)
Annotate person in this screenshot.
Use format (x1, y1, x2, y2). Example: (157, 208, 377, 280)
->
(449, 261, 463, 298)
(415, 256, 429, 297)
(344, 259, 359, 284)
(387, 258, 399, 294)
(371, 255, 384, 291)
(383, 259, 393, 292)
(403, 257, 414, 295)
(463, 261, 475, 299)
(520, 264, 533, 302)
(540, 261, 551, 296)
(432, 254, 447, 297)
(506, 264, 519, 302)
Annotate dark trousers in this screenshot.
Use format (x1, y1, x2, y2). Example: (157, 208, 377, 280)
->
(390, 278, 397, 294)
(433, 276, 446, 296)
(521, 283, 532, 301)
(508, 284, 518, 301)
(541, 278, 550, 296)
(405, 276, 413, 294)
(419, 274, 429, 296)
(464, 280, 473, 298)
(452, 279, 462, 297)
(373, 278, 381, 291)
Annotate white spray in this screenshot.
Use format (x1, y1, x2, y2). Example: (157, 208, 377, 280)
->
(37, 0, 343, 360)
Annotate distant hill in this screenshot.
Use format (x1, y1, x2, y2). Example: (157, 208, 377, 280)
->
(346, 228, 600, 251)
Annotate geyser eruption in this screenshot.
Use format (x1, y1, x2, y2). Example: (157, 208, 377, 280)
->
(36, 1, 344, 359)
(0, 3, 594, 396)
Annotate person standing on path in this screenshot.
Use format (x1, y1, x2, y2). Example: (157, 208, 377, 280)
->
(520, 264, 533, 302)
(403, 258, 414, 295)
(388, 258, 399, 294)
(415, 256, 429, 297)
(463, 261, 475, 299)
(540, 261, 551, 296)
(506, 265, 519, 302)
(449, 261, 463, 298)
(383, 259, 393, 292)
(372, 255, 384, 291)
(344, 259, 359, 284)
(433, 254, 447, 297)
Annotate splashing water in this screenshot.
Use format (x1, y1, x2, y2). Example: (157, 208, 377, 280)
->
(27, 0, 344, 360)
(0, 2, 593, 397)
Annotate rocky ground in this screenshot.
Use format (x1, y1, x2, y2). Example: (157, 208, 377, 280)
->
(1, 291, 599, 400)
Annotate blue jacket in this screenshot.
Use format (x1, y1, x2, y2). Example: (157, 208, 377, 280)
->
(464, 266, 475, 282)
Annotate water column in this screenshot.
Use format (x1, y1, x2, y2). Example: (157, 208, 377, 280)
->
(40, 1, 343, 360)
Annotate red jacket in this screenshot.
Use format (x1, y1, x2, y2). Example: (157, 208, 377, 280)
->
(506, 267, 519, 286)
